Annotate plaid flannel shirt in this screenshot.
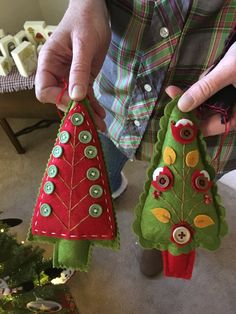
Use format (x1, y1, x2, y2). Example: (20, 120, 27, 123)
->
(94, 0, 236, 175)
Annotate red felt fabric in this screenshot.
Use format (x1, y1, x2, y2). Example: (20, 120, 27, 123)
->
(32, 102, 116, 241)
(151, 166, 174, 192)
(171, 121, 197, 144)
(162, 250, 195, 279)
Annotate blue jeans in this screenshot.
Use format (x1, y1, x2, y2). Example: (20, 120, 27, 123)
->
(99, 133, 128, 193)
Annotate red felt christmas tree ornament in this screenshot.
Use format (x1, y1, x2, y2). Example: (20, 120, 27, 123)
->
(28, 98, 119, 271)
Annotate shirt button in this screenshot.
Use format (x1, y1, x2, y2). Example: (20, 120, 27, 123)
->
(172, 226, 191, 245)
(134, 120, 141, 127)
(160, 27, 169, 38)
(144, 84, 152, 92)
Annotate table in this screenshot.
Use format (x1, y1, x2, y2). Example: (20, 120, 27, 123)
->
(0, 67, 58, 153)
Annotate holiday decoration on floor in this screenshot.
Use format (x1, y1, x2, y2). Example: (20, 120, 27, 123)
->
(26, 298, 62, 312)
(0, 220, 77, 313)
(28, 98, 119, 271)
(0, 221, 47, 301)
(133, 96, 228, 279)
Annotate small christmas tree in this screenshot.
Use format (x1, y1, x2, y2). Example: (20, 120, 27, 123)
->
(29, 98, 119, 271)
(0, 221, 49, 312)
(0, 222, 47, 292)
(133, 97, 228, 279)
(0, 222, 75, 313)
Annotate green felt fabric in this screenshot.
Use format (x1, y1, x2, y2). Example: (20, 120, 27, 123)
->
(53, 239, 92, 271)
(133, 97, 228, 256)
(28, 230, 119, 271)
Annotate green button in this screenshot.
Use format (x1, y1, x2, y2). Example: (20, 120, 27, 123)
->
(60, 131, 70, 144)
(78, 131, 92, 144)
(52, 145, 63, 158)
(47, 165, 58, 178)
(71, 113, 84, 126)
(89, 185, 103, 198)
(87, 167, 100, 181)
(40, 203, 52, 217)
(84, 146, 97, 159)
(44, 181, 55, 194)
(89, 204, 103, 218)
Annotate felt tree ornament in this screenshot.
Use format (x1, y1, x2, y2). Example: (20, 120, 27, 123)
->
(28, 98, 119, 271)
(133, 96, 228, 279)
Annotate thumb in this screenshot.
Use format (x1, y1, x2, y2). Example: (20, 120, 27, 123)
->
(178, 61, 232, 112)
(69, 36, 92, 101)
(165, 85, 183, 99)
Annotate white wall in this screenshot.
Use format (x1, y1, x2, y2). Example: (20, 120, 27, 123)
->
(0, 0, 42, 33)
(0, 0, 68, 35)
(38, 0, 68, 24)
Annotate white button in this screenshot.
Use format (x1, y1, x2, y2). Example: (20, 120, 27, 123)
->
(134, 120, 141, 127)
(160, 27, 169, 38)
(172, 226, 191, 245)
(144, 84, 152, 92)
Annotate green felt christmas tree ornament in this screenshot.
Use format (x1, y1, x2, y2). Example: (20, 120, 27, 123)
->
(133, 96, 228, 279)
(28, 98, 119, 271)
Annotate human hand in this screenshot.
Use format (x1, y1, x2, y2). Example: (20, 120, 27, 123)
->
(35, 0, 111, 132)
(166, 85, 236, 137)
(166, 42, 236, 136)
(177, 42, 236, 112)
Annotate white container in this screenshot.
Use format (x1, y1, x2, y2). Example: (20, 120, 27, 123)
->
(14, 30, 30, 45)
(11, 41, 37, 77)
(0, 35, 17, 63)
(0, 56, 12, 76)
(24, 21, 46, 45)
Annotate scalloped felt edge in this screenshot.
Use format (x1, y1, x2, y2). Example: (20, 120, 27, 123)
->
(133, 96, 228, 256)
(27, 98, 120, 271)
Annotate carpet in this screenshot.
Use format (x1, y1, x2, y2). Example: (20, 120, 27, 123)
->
(1, 118, 236, 314)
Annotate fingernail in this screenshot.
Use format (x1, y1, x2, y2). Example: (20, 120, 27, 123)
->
(71, 84, 85, 100)
(178, 94, 194, 112)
